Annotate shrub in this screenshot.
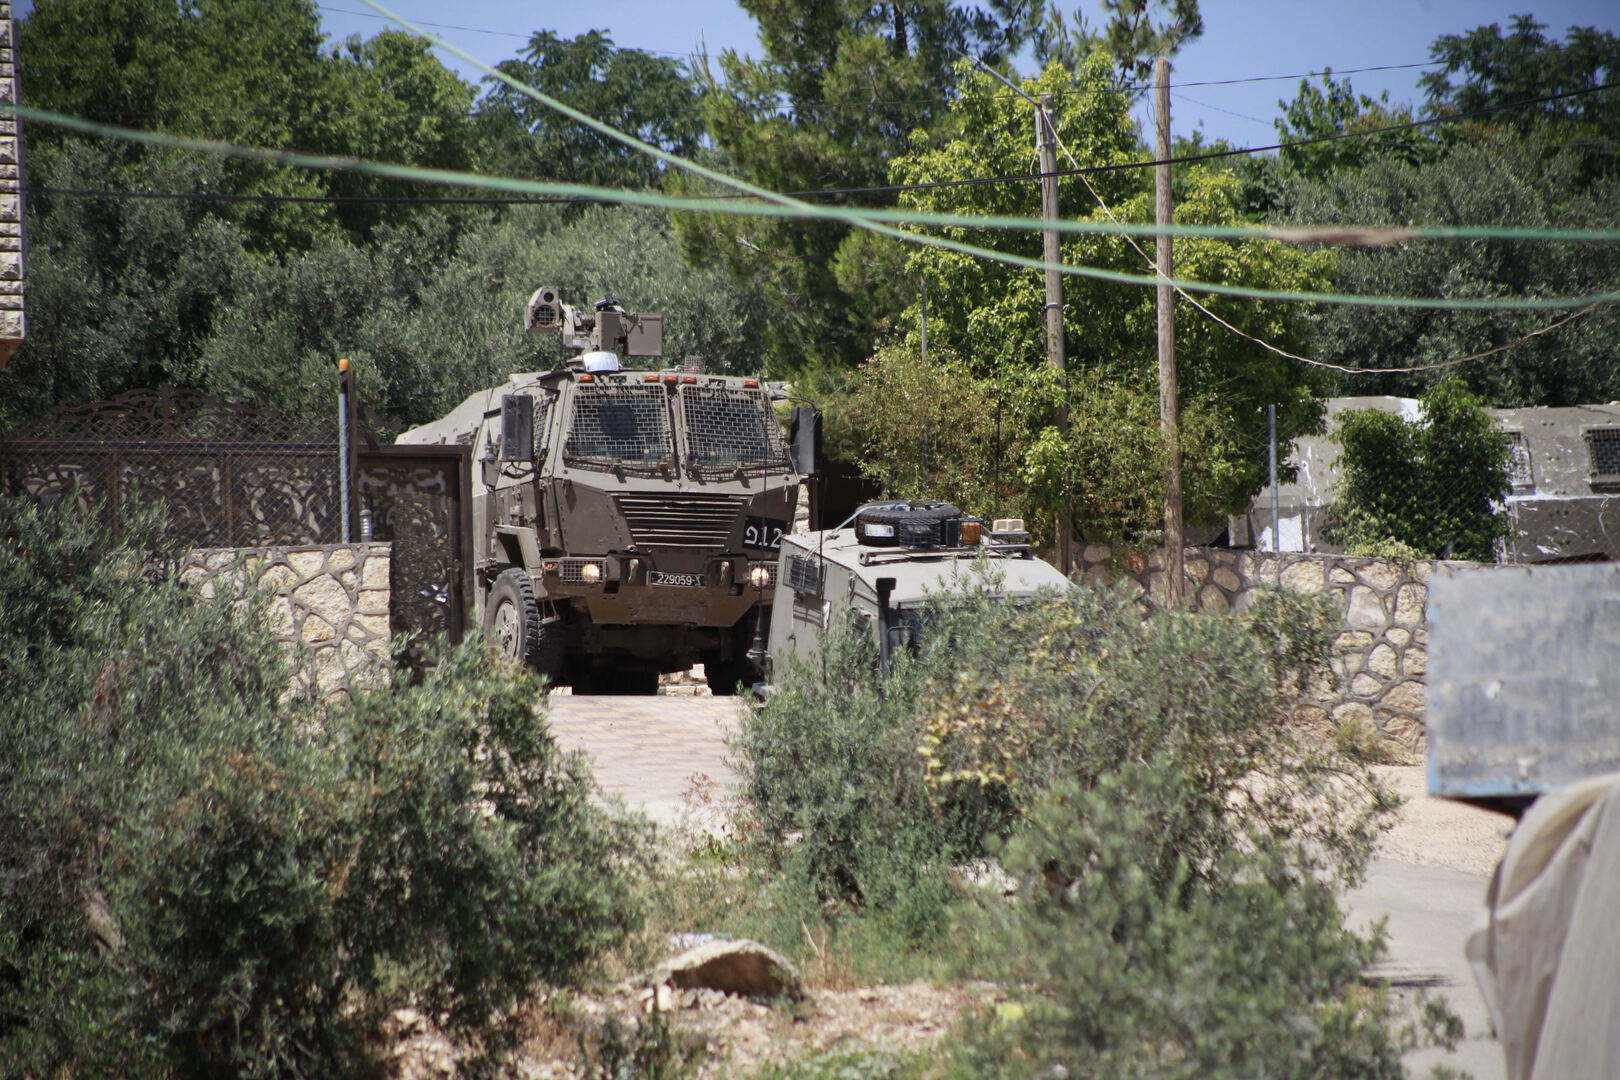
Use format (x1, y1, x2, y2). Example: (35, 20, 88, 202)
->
(947, 764, 1440, 1080)
(731, 608, 993, 944)
(734, 576, 1391, 948)
(1323, 378, 1511, 561)
(0, 492, 645, 1079)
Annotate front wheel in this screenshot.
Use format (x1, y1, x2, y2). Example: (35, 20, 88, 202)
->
(707, 609, 764, 695)
(705, 657, 759, 696)
(485, 568, 564, 684)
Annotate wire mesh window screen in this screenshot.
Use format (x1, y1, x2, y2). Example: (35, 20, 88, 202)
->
(0, 387, 342, 547)
(1504, 431, 1535, 489)
(563, 385, 673, 474)
(1585, 428, 1620, 484)
(678, 385, 789, 475)
(787, 553, 822, 595)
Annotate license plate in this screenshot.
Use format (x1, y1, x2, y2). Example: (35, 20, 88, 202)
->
(649, 571, 707, 588)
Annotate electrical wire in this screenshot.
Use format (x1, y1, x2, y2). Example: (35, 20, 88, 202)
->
(37, 76, 1619, 209)
(20, 102, 1620, 246)
(1048, 103, 1608, 376)
(1305, 303, 1604, 375)
(11, 97, 1620, 311)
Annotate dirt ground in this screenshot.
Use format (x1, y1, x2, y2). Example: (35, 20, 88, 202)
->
(1373, 764, 1511, 877)
(384, 763, 1513, 1079)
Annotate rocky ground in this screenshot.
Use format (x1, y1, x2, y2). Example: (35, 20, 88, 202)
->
(381, 759, 1513, 1079)
(383, 977, 998, 1079)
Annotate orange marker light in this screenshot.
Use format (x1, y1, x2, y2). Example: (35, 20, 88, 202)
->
(663, 375, 678, 384)
(743, 379, 759, 388)
(579, 373, 594, 382)
(682, 376, 697, 384)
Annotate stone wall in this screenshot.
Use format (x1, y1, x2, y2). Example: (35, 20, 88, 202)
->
(0, 2, 23, 369)
(181, 544, 391, 698)
(1074, 544, 1482, 751)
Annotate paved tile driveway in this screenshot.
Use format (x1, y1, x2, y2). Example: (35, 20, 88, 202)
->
(543, 692, 744, 827)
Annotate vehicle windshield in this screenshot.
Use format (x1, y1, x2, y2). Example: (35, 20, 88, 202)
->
(679, 385, 790, 475)
(563, 385, 674, 474)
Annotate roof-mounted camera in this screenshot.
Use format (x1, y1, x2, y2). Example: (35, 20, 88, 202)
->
(524, 286, 663, 359)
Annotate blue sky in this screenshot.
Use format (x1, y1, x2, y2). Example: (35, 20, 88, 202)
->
(309, 2, 1620, 149)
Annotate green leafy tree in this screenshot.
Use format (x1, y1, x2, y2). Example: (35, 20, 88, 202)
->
(1277, 139, 1620, 405)
(1272, 71, 1435, 181)
(1421, 16, 1620, 136)
(0, 143, 254, 426)
(1098, 0, 1203, 81)
(673, 0, 1043, 371)
(847, 343, 1034, 523)
(1324, 378, 1511, 561)
(890, 58, 1331, 541)
(196, 205, 771, 427)
(478, 29, 704, 189)
(21, 0, 481, 247)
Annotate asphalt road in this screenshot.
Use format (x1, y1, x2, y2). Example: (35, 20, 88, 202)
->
(548, 692, 1509, 1079)
(1348, 859, 1503, 1080)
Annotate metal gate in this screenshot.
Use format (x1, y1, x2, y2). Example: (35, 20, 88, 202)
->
(357, 445, 474, 647)
(0, 387, 343, 546)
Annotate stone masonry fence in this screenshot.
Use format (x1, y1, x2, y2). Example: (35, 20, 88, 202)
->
(181, 543, 391, 699)
(1075, 543, 1483, 753)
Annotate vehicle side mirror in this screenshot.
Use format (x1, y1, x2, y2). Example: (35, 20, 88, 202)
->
(790, 407, 821, 476)
(500, 395, 534, 461)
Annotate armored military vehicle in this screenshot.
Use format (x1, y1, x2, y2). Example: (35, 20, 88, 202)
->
(765, 501, 1068, 676)
(398, 288, 806, 693)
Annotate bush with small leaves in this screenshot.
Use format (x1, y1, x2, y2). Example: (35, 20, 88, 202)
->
(735, 575, 1392, 950)
(947, 764, 1452, 1080)
(0, 491, 646, 1079)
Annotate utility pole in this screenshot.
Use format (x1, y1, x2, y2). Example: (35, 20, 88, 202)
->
(919, 278, 928, 362)
(1155, 57, 1184, 606)
(1037, 92, 1071, 575)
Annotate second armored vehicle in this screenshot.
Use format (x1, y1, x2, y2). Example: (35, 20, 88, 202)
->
(765, 501, 1068, 677)
(399, 288, 807, 693)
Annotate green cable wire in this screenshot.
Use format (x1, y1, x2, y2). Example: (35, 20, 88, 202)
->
(358, 0, 1620, 312)
(13, 99, 1620, 313)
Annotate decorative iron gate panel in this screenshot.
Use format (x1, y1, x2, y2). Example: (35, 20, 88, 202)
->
(357, 446, 473, 647)
(0, 387, 342, 546)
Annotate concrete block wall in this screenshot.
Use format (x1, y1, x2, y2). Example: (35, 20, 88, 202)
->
(181, 543, 392, 698)
(1074, 544, 1482, 751)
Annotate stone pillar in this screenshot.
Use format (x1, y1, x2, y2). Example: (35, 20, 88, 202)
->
(0, 2, 23, 370)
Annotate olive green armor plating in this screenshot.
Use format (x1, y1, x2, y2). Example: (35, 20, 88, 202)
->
(398, 289, 801, 693)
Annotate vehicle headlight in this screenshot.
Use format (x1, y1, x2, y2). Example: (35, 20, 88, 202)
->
(749, 564, 772, 588)
(580, 562, 603, 583)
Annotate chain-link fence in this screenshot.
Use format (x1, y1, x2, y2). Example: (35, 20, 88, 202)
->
(0, 387, 346, 548)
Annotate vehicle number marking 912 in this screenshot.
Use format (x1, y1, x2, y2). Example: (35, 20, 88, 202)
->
(649, 571, 707, 588)
(745, 515, 789, 549)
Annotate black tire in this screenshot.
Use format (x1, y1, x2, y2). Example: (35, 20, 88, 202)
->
(485, 568, 564, 683)
(857, 502, 963, 527)
(705, 657, 759, 696)
(707, 609, 764, 695)
(855, 502, 963, 547)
